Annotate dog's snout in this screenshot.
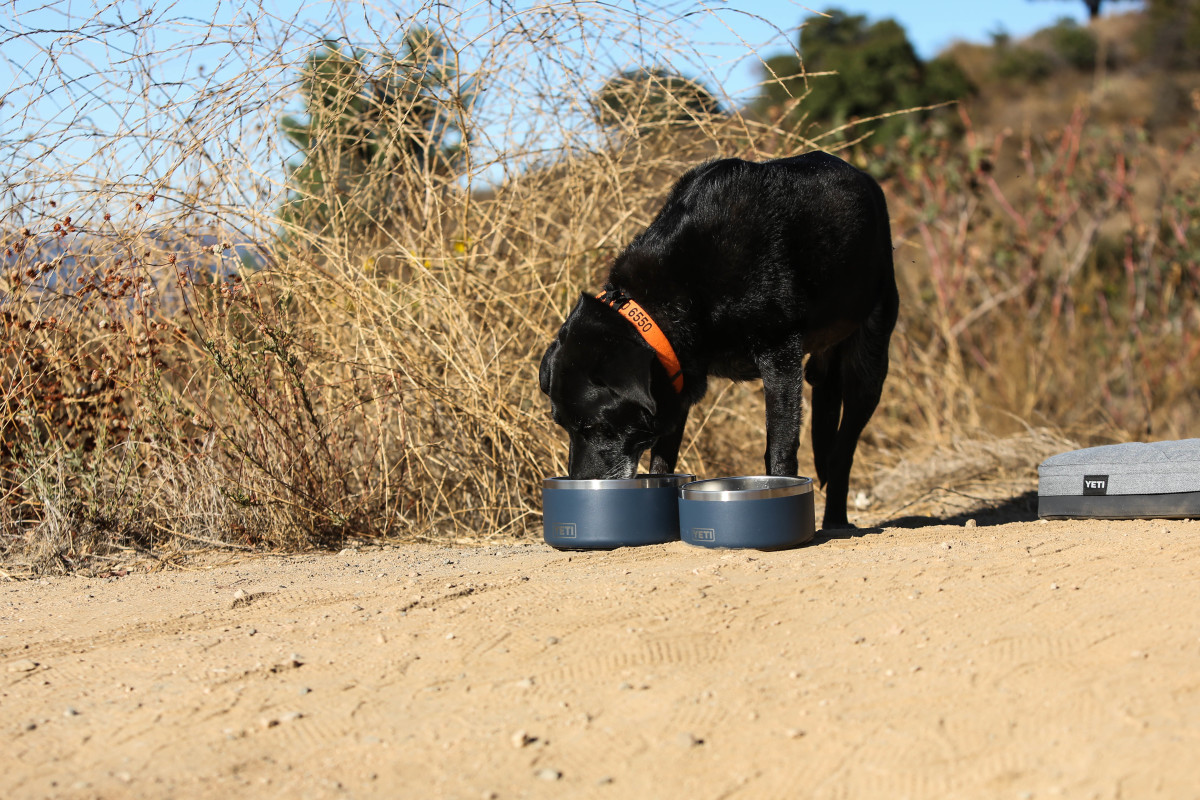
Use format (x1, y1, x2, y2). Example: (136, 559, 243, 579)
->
(567, 435, 640, 480)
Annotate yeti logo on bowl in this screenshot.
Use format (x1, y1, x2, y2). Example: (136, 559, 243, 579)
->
(1083, 475, 1109, 496)
(554, 522, 577, 539)
(691, 527, 715, 542)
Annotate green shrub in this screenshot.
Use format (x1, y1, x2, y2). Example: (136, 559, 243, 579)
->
(1043, 18, 1099, 71)
(992, 45, 1056, 82)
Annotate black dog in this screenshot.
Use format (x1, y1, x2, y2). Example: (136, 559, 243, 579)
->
(539, 152, 898, 528)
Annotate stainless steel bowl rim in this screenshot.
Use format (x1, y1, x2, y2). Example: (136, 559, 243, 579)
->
(679, 475, 814, 501)
(543, 474, 696, 490)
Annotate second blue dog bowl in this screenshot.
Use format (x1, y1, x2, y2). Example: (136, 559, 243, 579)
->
(542, 474, 695, 549)
(679, 476, 816, 550)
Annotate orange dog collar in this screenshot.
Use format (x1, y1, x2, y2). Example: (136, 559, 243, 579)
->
(596, 287, 684, 393)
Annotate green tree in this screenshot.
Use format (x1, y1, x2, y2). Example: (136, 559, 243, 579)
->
(592, 67, 723, 134)
(755, 9, 972, 144)
(279, 30, 472, 235)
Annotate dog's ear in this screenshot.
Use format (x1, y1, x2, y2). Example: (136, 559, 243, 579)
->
(624, 348, 658, 417)
(539, 338, 560, 396)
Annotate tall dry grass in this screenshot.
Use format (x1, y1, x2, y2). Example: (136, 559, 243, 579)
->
(2, 2, 1197, 576)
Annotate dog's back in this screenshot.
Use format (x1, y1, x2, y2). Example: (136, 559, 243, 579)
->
(609, 152, 894, 375)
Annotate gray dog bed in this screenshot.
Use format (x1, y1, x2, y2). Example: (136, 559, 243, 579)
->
(1038, 439, 1200, 519)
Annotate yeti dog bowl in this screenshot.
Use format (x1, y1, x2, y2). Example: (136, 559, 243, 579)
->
(679, 476, 816, 550)
(542, 474, 695, 549)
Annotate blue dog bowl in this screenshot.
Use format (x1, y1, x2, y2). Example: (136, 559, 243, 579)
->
(542, 474, 695, 549)
(679, 476, 816, 550)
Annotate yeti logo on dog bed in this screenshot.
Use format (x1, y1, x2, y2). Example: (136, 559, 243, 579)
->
(1083, 475, 1109, 496)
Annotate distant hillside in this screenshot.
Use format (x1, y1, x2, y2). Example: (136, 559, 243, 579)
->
(944, 11, 1199, 137)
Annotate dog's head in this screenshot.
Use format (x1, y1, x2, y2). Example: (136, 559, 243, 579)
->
(539, 295, 672, 479)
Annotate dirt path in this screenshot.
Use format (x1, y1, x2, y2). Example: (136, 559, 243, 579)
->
(4, 518, 1200, 799)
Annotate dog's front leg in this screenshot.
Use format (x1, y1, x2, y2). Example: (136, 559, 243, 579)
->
(758, 340, 805, 477)
(648, 409, 689, 474)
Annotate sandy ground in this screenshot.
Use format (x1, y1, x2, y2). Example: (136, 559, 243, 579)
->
(3, 516, 1200, 799)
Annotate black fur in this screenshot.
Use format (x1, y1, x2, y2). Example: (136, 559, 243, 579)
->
(539, 151, 898, 529)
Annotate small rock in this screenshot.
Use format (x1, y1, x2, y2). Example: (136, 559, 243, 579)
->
(676, 732, 704, 748)
(515, 677, 534, 689)
(940, 542, 952, 550)
(64, 707, 79, 717)
(340, 548, 357, 556)
(279, 711, 303, 723)
(617, 681, 633, 691)
(232, 589, 246, 601)
(546, 636, 560, 645)
(24, 721, 37, 732)
(1050, 583, 1059, 590)
(785, 728, 806, 739)
(511, 729, 535, 748)
(298, 687, 312, 695)
(535, 768, 562, 781)
(964, 519, 977, 528)
(7, 659, 38, 673)
(260, 717, 280, 729)
(445, 632, 456, 640)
